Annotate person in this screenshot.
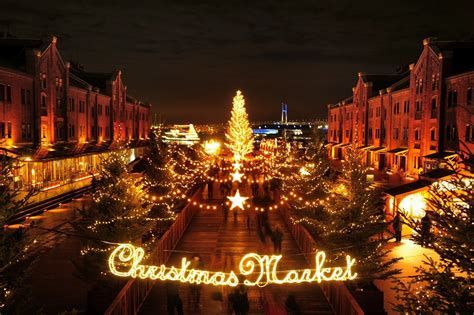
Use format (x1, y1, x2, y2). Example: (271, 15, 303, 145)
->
(251, 181, 259, 197)
(272, 226, 283, 253)
(228, 277, 249, 315)
(420, 213, 431, 246)
(166, 282, 183, 315)
(285, 294, 301, 315)
(246, 211, 251, 230)
(233, 206, 238, 222)
(207, 179, 214, 199)
(393, 213, 402, 242)
(189, 255, 204, 309)
(220, 181, 227, 199)
(222, 200, 229, 222)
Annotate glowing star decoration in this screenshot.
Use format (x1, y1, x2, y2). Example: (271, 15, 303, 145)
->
(232, 161, 242, 171)
(231, 170, 244, 182)
(227, 189, 248, 210)
(108, 244, 357, 287)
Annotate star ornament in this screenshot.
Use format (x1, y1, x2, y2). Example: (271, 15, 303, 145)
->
(231, 170, 244, 182)
(232, 161, 242, 171)
(227, 190, 248, 210)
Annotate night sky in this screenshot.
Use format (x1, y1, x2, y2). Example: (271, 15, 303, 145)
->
(0, 0, 473, 123)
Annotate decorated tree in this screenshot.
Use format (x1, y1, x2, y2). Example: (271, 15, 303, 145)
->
(225, 90, 254, 160)
(74, 150, 150, 282)
(0, 155, 37, 312)
(323, 147, 400, 286)
(393, 162, 473, 314)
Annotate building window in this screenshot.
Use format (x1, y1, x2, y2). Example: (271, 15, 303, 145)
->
(403, 127, 408, 140)
(415, 100, 422, 111)
(431, 98, 437, 119)
(368, 128, 373, 139)
(430, 129, 436, 141)
(467, 87, 472, 106)
(41, 74, 47, 89)
(403, 100, 409, 113)
(21, 89, 26, 105)
(465, 125, 474, 143)
(446, 124, 457, 141)
(26, 90, 31, 105)
(5, 85, 11, 102)
(415, 129, 420, 141)
(7, 122, 11, 138)
(431, 74, 439, 90)
(393, 128, 399, 140)
(448, 89, 458, 107)
(375, 128, 380, 139)
(393, 102, 400, 115)
(69, 98, 75, 112)
(79, 100, 85, 113)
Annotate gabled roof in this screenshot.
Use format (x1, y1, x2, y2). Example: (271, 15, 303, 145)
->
(428, 40, 474, 76)
(360, 71, 409, 94)
(70, 66, 116, 91)
(0, 38, 45, 71)
(388, 76, 410, 93)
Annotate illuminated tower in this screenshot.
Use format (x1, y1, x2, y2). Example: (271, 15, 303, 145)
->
(281, 103, 288, 124)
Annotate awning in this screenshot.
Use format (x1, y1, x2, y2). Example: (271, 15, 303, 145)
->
(357, 144, 373, 150)
(387, 147, 408, 155)
(384, 180, 431, 197)
(421, 168, 455, 181)
(370, 146, 386, 152)
(333, 142, 351, 148)
(423, 151, 457, 160)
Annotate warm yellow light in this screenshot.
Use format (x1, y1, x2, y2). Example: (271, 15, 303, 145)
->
(399, 193, 426, 219)
(231, 170, 244, 182)
(227, 189, 248, 210)
(108, 244, 357, 287)
(299, 167, 310, 176)
(232, 161, 242, 171)
(202, 139, 221, 155)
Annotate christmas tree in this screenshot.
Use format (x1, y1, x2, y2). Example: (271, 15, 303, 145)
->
(393, 161, 473, 313)
(225, 90, 254, 160)
(0, 155, 37, 312)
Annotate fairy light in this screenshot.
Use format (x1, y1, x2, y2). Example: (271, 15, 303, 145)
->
(108, 244, 357, 286)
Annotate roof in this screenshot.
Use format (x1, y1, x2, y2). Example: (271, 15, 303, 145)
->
(384, 180, 431, 197)
(387, 147, 408, 154)
(370, 146, 386, 152)
(388, 76, 410, 93)
(70, 66, 116, 91)
(361, 71, 409, 93)
(423, 151, 457, 160)
(429, 40, 474, 76)
(0, 38, 45, 71)
(421, 168, 455, 180)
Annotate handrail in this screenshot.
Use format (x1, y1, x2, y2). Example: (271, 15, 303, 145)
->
(277, 198, 364, 315)
(104, 188, 202, 315)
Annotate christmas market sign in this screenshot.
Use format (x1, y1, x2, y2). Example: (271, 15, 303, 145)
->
(108, 244, 357, 287)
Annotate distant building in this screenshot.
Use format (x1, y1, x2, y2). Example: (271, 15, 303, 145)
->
(0, 36, 151, 192)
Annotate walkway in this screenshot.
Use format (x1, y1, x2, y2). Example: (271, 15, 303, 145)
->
(139, 193, 333, 314)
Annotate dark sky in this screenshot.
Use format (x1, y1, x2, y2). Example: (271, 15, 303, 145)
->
(1, 0, 473, 123)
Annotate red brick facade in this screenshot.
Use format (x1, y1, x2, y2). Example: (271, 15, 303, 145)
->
(0, 36, 151, 149)
(328, 38, 474, 178)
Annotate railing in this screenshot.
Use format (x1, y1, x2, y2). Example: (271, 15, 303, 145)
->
(104, 188, 202, 315)
(278, 200, 364, 315)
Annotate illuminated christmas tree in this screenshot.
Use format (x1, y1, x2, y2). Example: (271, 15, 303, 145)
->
(225, 90, 254, 160)
(393, 162, 473, 313)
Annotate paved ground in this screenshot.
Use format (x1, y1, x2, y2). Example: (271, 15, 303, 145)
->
(374, 238, 439, 315)
(139, 189, 333, 314)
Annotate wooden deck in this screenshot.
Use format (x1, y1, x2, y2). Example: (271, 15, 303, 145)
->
(139, 192, 333, 314)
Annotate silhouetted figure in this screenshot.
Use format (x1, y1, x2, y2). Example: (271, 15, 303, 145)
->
(393, 213, 402, 242)
(222, 201, 229, 222)
(189, 255, 204, 309)
(285, 294, 301, 315)
(271, 226, 283, 253)
(207, 180, 214, 199)
(420, 213, 431, 246)
(233, 207, 238, 222)
(251, 181, 259, 197)
(166, 282, 183, 315)
(228, 283, 249, 315)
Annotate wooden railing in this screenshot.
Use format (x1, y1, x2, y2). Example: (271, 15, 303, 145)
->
(104, 188, 202, 315)
(278, 202, 364, 315)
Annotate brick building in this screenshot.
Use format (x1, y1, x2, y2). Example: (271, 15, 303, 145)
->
(0, 36, 151, 192)
(328, 38, 474, 177)
(327, 38, 474, 228)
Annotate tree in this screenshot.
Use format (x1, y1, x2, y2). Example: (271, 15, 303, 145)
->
(225, 90, 254, 160)
(0, 155, 37, 312)
(393, 162, 473, 314)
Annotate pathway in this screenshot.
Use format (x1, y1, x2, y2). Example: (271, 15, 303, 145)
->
(139, 191, 333, 314)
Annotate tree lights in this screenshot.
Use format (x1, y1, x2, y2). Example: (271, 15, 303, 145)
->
(225, 90, 254, 160)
